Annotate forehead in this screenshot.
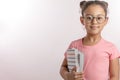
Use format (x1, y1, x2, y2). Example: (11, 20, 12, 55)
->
(84, 5, 105, 16)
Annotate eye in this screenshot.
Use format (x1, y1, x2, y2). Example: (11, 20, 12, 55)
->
(97, 16, 105, 21)
(86, 16, 93, 21)
(97, 17, 103, 20)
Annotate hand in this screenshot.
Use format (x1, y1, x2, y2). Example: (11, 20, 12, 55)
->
(73, 71, 84, 80)
(64, 70, 75, 80)
(72, 66, 84, 80)
(63, 66, 84, 80)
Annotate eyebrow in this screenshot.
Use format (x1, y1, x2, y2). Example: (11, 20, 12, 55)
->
(84, 14, 105, 16)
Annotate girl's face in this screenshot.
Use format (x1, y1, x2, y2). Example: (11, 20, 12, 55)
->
(80, 5, 108, 35)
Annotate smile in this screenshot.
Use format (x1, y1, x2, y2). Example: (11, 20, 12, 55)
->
(90, 26, 99, 30)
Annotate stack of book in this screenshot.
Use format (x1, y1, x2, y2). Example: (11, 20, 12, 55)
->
(66, 48, 84, 72)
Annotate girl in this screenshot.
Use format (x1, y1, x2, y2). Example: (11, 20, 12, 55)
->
(60, 0, 120, 80)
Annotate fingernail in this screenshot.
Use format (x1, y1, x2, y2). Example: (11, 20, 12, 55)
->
(74, 76, 77, 78)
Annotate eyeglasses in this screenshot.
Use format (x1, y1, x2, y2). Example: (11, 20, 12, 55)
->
(83, 15, 106, 24)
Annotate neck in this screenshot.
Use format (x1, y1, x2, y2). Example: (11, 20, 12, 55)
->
(83, 34, 102, 46)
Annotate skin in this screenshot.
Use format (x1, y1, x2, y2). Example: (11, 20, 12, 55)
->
(81, 5, 107, 35)
(60, 4, 119, 80)
(60, 58, 84, 80)
(80, 4, 119, 80)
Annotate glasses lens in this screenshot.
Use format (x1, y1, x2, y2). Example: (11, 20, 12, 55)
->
(85, 15, 93, 23)
(96, 15, 106, 23)
(84, 15, 106, 24)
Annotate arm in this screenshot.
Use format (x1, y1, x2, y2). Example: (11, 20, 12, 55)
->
(59, 58, 75, 80)
(59, 58, 84, 80)
(59, 58, 69, 80)
(109, 57, 119, 80)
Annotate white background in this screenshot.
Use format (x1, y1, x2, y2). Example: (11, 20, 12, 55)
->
(0, 0, 120, 80)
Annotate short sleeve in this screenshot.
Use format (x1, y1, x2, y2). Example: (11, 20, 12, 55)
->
(64, 41, 74, 58)
(109, 45, 120, 60)
(63, 39, 82, 58)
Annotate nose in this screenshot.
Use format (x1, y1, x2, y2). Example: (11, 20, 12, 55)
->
(91, 17, 97, 24)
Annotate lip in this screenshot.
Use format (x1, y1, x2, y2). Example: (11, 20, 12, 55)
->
(90, 26, 99, 30)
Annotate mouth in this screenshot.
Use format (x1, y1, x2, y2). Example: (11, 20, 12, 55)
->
(90, 26, 99, 30)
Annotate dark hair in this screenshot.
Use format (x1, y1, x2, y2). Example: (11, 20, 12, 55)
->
(80, 0, 108, 16)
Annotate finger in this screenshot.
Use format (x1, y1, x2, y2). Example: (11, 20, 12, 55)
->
(75, 77, 84, 80)
(74, 75, 84, 78)
(71, 66, 76, 72)
(74, 72, 84, 79)
(74, 71, 84, 76)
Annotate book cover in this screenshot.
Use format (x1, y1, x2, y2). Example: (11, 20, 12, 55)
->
(66, 48, 84, 72)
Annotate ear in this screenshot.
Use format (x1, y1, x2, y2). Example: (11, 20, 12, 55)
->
(80, 17, 85, 25)
(104, 17, 109, 25)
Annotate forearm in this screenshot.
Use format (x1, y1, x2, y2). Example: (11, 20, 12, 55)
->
(110, 77, 119, 80)
(60, 66, 69, 79)
(109, 69, 119, 80)
(109, 58, 119, 80)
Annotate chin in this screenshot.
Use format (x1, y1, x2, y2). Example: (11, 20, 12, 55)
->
(89, 31, 100, 35)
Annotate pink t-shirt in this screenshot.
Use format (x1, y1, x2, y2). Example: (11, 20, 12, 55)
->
(65, 38, 120, 80)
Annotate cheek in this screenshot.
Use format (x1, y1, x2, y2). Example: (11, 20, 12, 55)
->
(100, 25, 105, 30)
(100, 23, 106, 28)
(84, 25, 90, 30)
(84, 22, 91, 27)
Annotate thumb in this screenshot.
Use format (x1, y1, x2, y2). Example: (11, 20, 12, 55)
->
(71, 66, 76, 72)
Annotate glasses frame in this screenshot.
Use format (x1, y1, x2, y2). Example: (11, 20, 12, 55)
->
(83, 14, 107, 24)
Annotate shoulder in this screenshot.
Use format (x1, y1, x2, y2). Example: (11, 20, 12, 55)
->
(102, 39, 120, 59)
(71, 38, 82, 45)
(102, 39, 119, 52)
(68, 38, 83, 48)
(102, 38, 116, 47)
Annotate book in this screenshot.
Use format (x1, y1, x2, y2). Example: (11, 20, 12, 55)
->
(66, 48, 84, 72)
